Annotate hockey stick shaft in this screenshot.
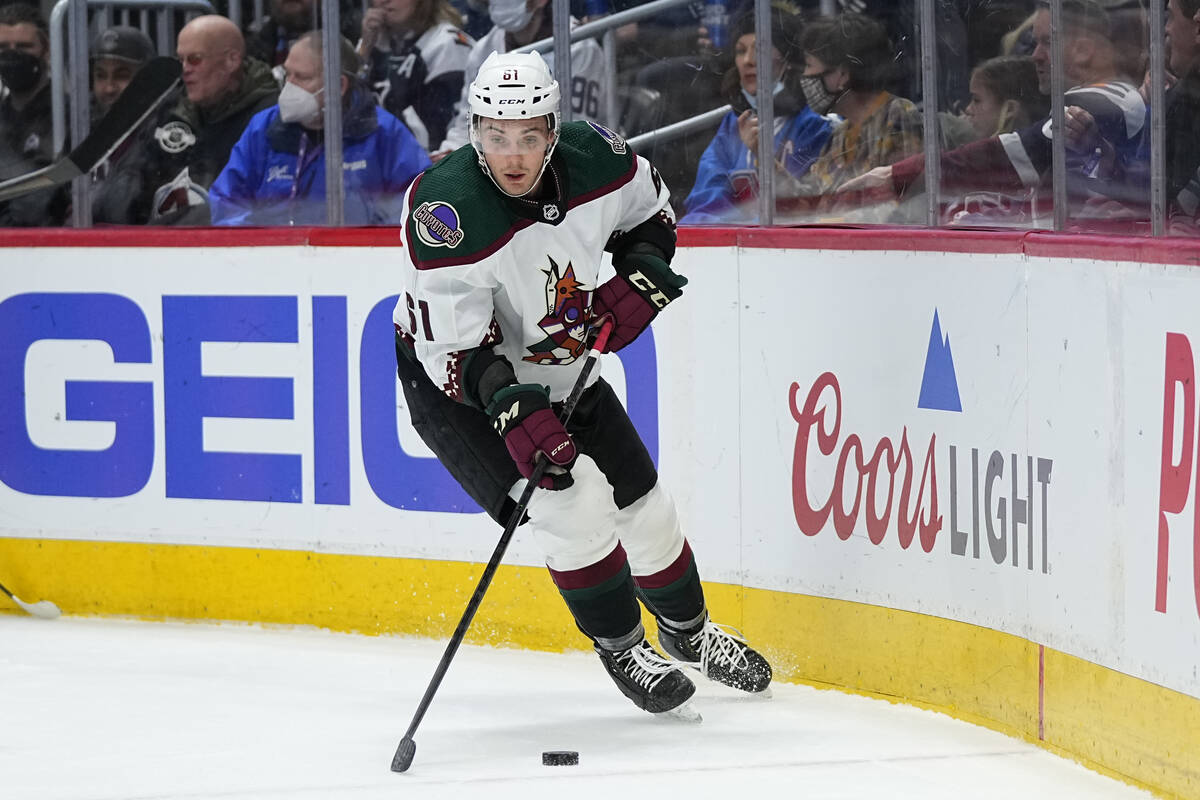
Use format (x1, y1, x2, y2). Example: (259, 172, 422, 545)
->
(0, 580, 61, 619)
(0, 56, 181, 203)
(391, 319, 613, 773)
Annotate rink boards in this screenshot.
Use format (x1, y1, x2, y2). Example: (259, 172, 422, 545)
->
(0, 227, 1197, 799)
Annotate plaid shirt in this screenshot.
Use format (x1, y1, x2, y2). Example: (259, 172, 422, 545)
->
(777, 92, 923, 221)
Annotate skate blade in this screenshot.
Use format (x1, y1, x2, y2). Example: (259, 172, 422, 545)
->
(659, 701, 702, 723)
(750, 686, 773, 700)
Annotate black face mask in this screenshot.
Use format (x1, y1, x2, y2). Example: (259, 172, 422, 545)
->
(0, 49, 45, 94)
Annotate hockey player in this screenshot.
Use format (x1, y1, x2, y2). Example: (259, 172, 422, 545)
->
(392, 50, 772, 716)
(431, 0, 608, 159)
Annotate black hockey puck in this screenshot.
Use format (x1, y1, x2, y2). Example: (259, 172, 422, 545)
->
(541, 750, 579, 766)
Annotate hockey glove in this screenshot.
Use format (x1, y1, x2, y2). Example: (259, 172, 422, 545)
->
(591, 252, 688, 352)
(488, 383, 577, 490)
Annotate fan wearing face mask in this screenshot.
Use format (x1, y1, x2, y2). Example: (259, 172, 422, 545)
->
(680, 4, 831, 224)
(430, 0, 609, 161)
(358, 0, 474, 152)
(209, 31, 430, 225)
(0, 3, 70, 226)
(774, 11, 923, 222)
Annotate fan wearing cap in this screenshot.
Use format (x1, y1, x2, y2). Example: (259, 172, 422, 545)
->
(392, 50, 773, 719)
(209, 30, 430, 225)
(91, 26, 155, 117)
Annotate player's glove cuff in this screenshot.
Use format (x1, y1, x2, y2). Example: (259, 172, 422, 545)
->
(487, 383, 576, 491)
(612, 252, 687, 309)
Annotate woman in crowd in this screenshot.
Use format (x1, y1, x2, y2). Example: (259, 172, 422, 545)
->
(776, 11, 923, 222)
(681, 4, 832, 224)
(358, 0, 474, 151)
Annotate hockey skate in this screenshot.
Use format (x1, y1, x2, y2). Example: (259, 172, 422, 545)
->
(596, 639, 698, 717)
(658, 617, 773, 695)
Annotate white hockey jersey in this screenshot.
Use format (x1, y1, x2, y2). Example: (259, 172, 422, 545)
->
(437, 22, 610, 153)
(394, 121, 675, 403)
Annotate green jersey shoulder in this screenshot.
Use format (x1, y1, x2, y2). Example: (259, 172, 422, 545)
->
(557, 120, 636, 197)
(405, 121, 637, 267)
(405, 147, 508, 265)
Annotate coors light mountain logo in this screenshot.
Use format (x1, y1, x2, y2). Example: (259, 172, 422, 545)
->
(788, 309, 1054, 572)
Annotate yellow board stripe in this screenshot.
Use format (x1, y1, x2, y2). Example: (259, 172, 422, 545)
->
(1, 537, 1195, 799)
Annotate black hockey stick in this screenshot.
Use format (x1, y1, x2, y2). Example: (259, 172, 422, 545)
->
(0, 56, 181, 203)
(391, 318, 614, 773)
(0, 579, 61, 619)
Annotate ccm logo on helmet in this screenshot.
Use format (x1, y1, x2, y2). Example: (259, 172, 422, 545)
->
(498, 99, 526, 105)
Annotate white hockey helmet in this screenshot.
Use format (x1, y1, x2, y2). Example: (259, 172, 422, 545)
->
(468, 50, 561, 196)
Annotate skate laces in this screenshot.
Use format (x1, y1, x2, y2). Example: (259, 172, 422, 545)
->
(690, 621, 752, 673)
(617, 642, 677, 691)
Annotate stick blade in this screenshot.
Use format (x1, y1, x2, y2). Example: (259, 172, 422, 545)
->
(66, 55, 182, 175)
(16, 598, 61, 619)
(390, 737, 417, 772)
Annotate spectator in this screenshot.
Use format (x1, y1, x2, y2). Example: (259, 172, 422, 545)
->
(245, 0, 362, 71)
(210, 32, 430, 225)
(681, 5, 831, 223)
(434, 0, 609, 159)
(1101, 0, 1149, 88)
(628, 0, 749, 213)
(838, 0, 1146, 225)
(0, 2, 66, 226)
(775, 11, 923, 220)
(941, 55, 1048, 225)
(89, 26, 156, 207)
(94, 15, 279, 225)
(91, 26, 155, 117)
(359, 0, 474, 150)
(1158, 0, 1200, 226)
(962, 55, 1046, 139)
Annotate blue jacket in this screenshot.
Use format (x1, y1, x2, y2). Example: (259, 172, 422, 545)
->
(681, 107, 831, 224)
(211, 89, 431, 226)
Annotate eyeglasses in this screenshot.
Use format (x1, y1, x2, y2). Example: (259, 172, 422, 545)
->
(180, 49, 232, 66)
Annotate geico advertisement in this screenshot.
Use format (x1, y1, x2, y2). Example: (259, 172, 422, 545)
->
(0, 247, 658, 568)
(733, 247, 1197, 699)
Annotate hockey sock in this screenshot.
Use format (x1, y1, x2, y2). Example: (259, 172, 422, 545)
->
(633, 540, 706, 628)
(547, 543, 642, 646)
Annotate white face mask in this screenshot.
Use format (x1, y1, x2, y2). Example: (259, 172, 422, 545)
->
(742, 80, 785, 112)
(278, 81, 325, 126)
(490, 0, 535, 32)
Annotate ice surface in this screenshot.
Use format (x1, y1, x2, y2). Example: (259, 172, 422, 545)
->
(0, 616, 1153, 800)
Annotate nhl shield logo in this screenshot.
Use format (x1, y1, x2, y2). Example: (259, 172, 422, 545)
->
(155, 121, 196, 154)
(585, 121, 627, 154)
(542, 204, 560, 222)
(412, 201, 465, 248)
